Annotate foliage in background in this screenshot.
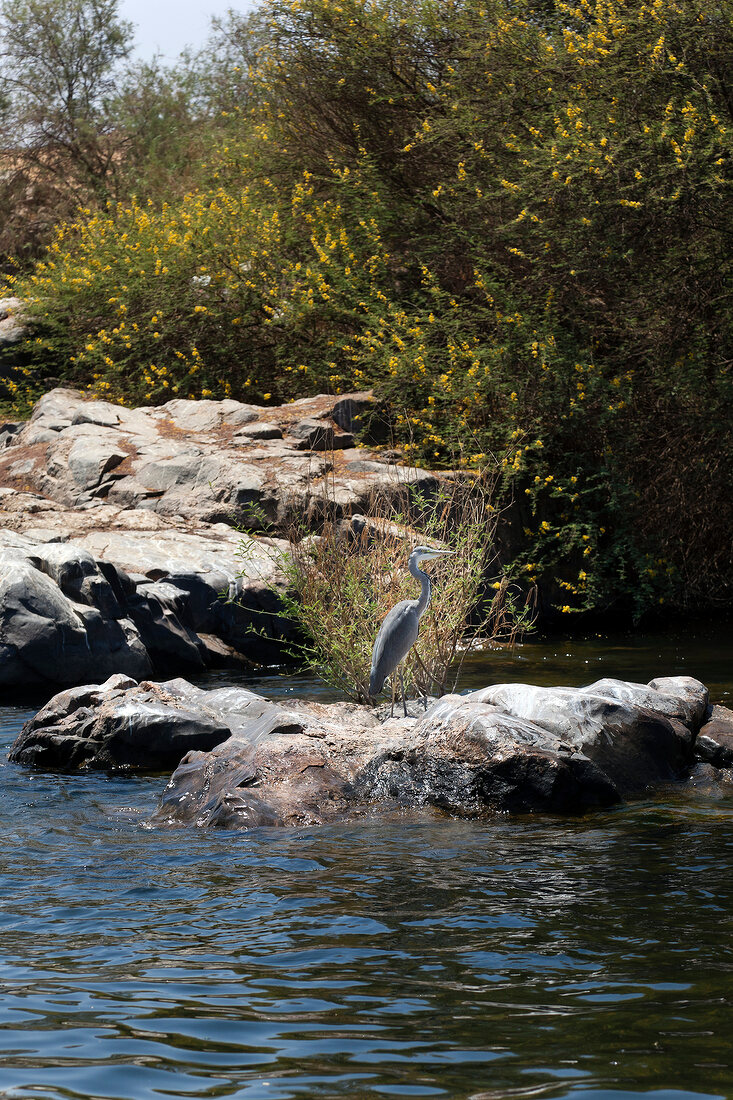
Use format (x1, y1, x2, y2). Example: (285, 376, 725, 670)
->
(1, 0, 731, 621)
(0, 0, 265, 268)
(243, 472, 531, 703)
(0, 0, 134, 264)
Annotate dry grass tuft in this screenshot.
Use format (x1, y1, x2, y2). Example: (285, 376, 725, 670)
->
(261, 468, 534, 702)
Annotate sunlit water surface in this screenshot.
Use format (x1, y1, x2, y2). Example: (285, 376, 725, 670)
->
(2, 628, 732, 1100)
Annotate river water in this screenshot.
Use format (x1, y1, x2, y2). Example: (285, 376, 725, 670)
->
(1, 626, 732, 1100)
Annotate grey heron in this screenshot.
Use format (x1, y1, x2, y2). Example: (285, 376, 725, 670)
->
(369, 545, 455, 716)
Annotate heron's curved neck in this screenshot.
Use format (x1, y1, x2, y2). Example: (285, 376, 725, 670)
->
(409, 556, 432, 619)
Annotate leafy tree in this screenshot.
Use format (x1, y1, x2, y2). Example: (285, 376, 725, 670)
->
(0, 0, 134, 187)
(4, 0, 732, 620)
(181, 7, 272, 120)
(0, 0, 133, 261)
(110, 58, 215, 201)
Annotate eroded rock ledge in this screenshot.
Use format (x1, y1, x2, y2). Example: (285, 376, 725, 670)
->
(0, 388, 439, 690)
(10, 673, 729, 825)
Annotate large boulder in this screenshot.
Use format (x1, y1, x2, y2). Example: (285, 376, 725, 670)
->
(0, 544, 152, 688)
(356, 693, 620, 816)
(9, 674, 715, 827)
(8, 675, 235, 770)
(466, 676, 708, 796)
(0, 509, 292, 690)
(0, 388, 446, 691)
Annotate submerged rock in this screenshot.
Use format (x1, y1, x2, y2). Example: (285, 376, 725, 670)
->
(9, 673, 719, 827)
(684, 761, 733, 797)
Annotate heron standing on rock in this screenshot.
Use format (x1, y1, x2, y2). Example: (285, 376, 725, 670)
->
(369, 545, 455, 716)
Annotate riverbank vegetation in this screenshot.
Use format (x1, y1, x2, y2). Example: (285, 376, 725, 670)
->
(257, 474, 533, 703)
(0, 0, 730, 622)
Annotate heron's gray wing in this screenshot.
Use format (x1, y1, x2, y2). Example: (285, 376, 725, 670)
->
(369, 599, 420, 696)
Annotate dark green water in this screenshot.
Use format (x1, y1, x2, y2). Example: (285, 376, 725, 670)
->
(1, 628, 732, 1100)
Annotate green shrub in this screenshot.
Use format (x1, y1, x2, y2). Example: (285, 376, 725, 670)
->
(4, 0, 732, 619)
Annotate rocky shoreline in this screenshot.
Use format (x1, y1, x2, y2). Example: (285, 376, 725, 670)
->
(0, 387, 441, 690)
(9, 672, 733, 827)
(4, 388, 732, 831)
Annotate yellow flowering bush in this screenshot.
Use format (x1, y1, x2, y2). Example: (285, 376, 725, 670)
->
(2, 0, 731, 619)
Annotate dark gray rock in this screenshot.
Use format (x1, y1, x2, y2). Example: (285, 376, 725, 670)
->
(8, 676, 236, 770)
(683, 760, 733, 798)
(328, 392, 376, 433)
(288, 418, 354, 451)
(358, 696, 619, 815)
(0, 554, 152, 687)
(33, 543, 125, 618)
(0, 496, 297, 690)
(0, 422, 22, 449)
(125, 582, 206, 671)
(694, 704, 733, 767)
(155, 674, 703, 826)
(9, 674, 712, 828)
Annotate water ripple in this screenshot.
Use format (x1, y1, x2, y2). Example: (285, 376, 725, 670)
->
(2, 636, 733, 1099)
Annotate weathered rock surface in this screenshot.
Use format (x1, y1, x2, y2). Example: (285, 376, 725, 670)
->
(693, 704, 733, 768)
(0, 494, 292, 688)
(467, 676, 708, 795)
(0, 297, 27, 347)
(682, 760, 733, 799)
(0, 387, 432, 529)
(9, 674, 719, 826)
(8, 675, 237, 770)
(0, 388, 443, 691)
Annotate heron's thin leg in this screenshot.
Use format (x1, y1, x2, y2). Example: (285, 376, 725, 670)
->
(399, 669, 408, 717)
(390, 674, 396, 718)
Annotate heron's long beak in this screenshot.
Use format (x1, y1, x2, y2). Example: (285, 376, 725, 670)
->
(424, 549, 455, 559)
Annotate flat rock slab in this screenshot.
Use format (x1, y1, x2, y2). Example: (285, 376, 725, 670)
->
(9, 674, 718, 826)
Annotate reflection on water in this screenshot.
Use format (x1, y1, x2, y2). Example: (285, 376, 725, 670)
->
(459, 624, 732, 705)
(202, 622, 733, 706)
(1, 628, 732, 1100)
